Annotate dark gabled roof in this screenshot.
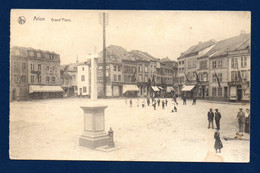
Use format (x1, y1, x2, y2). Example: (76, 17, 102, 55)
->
(206, 34, 250, 58)
(181, 39, 216, 57)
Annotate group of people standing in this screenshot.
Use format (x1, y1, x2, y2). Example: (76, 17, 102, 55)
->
(208, 107, 250, 153)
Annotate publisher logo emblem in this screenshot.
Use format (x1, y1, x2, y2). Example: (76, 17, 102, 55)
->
(18, 16, 26, 25)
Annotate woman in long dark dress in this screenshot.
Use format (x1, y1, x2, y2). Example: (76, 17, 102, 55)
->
(214, 130, 223, 153)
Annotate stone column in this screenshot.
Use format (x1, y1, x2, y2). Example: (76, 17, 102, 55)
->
(91, 54, 98, 100)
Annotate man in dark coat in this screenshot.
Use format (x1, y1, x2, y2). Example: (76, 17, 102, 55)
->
(237, 108, 246, 132)
(165, 99, 168, 107)
(192, 95, 197, 105)
(173, 94, 178, 105)
(130, 99, 132, 107)
(183, 95, 186, 105)
(208, 108, 214, 129)
(215, 109, 221, 130)
(162, 100, 165, 109)
(157, 98, 160, 107)
(147, 97, 150, 106)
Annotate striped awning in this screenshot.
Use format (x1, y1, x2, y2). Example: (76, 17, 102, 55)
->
(29, 85, 64, 93)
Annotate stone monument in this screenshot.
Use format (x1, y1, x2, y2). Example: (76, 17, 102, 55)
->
(79, 53, 109, 149)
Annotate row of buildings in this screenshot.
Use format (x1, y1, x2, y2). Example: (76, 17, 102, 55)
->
(176, 32, 250, 101)
(61, 45, 178, 98)
(10, 32, 250, 101)
(10, 45, 178, 101)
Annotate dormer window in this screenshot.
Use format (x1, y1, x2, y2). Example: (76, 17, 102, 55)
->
(36, 52, 41, 58)
(29, 51, 34, 57)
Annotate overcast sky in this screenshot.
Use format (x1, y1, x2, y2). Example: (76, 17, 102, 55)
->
(11, 10, 250, 65)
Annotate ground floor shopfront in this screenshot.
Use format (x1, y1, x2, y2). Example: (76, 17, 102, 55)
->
(29, 85, 64, 99)
(10, 86, 29, 101)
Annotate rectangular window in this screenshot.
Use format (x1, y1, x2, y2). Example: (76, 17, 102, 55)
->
(145, 75, 148, 82)
(231, 57, 238, 68)
(138, 65, 142, 72)
(231, 71, 238, 81)
(212, 74, 217, 82)
(118, 75, 121, 81)
(81, 75, 85, 81)
(118, 66, 121, 72)
(46, 66, 49, 71)
(212, 87, 217, 96)
(50, 67, 53, 73)
(199, 60, 207, 69)
(82, 67, 84, 71)
(212, 61, 216, 69)
(38, 64, 41, 71)
(113, 65, 117, 71)
(241, 56, 247, 67)
(30, 63, 34, 70)
(83, 87, 87, 93)
(38, 75, 41, 83)
(182, 61, 185, 64)
(30, 75, 34, 83)
(52, 77, 55, 83)
(139, 74, 143, 82)
(218, 73, 222, 82)
(114, 75, 117, 81)
(144, 65, 148, 72)
(218, 87, 222, 96)
(46, 77, 50, 83)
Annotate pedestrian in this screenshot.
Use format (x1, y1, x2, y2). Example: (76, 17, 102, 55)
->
(142, 100, 145, 108)
(173, 94, 178, 105)
(171, 106, 177, 112)
(130, 99, 132, 107)
(215, 109, 221, 130)
(153, 100, 156, 110)
(245, 108, 250, 133)
(192, 95, 197, 105)
(147, 97, 150, 106)
(214, 129, 223, 153)
(208, 108, 214, 129)
(183, 95, 186, 105)
(237, 108, 246, 133)
(157, 98, 160, 107)
(165, 99, 168, 107)
(162, 100, 165, 109)
(137, 99, 139, 107)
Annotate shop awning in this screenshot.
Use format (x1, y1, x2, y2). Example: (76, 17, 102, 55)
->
(157, 86, 164, 90)
(181, 85, 195, 91)
(166, 86, 175, 92)
(151, 86, 160, 91)
(29, 85, 64, 93)
(123, 84, 139, 93)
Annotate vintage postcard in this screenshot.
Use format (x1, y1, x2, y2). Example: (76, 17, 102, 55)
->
(10, 10, 251, 162)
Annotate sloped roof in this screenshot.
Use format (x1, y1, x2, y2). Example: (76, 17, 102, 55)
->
(11, 46, 58, 55)
(130, 50, 157, 62)
(160, 57, 172, 63)
(181, 39, 216, 57)
(206, 34, 250, 58)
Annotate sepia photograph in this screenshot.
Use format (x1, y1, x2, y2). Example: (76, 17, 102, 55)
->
(9, 10, 251, 162)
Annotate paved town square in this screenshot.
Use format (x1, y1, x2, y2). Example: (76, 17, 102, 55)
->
(10, 98, 250, 162)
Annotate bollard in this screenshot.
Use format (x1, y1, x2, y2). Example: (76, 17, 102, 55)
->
(108, 127, 115, 148)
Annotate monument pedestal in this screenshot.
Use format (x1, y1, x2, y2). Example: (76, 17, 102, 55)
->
(79, 104, 109, 149)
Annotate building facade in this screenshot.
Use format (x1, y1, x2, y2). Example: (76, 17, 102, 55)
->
(10, 46, 63, 101)
(77, 63, 90, 96)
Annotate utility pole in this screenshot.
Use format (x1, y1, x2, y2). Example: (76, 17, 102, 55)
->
(102, 12, 107, 98)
